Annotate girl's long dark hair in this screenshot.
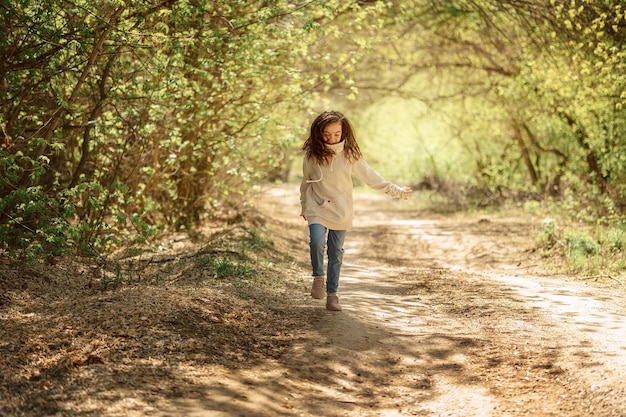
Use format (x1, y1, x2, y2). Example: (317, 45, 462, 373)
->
(302, 110, 362, 165)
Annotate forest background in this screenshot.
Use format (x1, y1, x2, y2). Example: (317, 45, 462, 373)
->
(1, 0, 625, 274)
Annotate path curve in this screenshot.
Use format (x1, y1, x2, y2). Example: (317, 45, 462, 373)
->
(252, 185, 626, 417)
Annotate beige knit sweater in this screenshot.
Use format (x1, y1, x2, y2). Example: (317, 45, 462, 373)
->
(300, 141, 406, 230)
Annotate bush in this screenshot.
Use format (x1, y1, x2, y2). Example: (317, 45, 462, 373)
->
(534, 217, 624, 276)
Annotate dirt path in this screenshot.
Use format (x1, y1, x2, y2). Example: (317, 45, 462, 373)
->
(188, 185, 625, 417)
(2, 185, 625, 416)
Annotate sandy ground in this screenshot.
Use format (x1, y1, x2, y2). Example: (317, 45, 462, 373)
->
(240, 185, 626, 417)
(1, 184, 625, 416)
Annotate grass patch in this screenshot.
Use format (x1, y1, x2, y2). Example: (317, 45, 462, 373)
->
(535, 218, 625, 277)
(196, 255, 253, 279)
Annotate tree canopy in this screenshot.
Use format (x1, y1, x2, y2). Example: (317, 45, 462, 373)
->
(1, 0, 624, 260)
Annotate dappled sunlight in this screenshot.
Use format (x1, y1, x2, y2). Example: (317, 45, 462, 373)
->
(11, 144, 625, 414)
(489, 273, 626, 366)
(417, 377, 495, 416)
(3, 0, 625, 412)
(242, 185, 626, 416)
(340, 264, 429, 320)
(161, 366, 295, 417)
(4, 185, 624, 416)
(155, 257, 502, 416)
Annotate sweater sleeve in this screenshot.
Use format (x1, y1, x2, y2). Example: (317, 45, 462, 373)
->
(352, 158, 405, 198)
(299, 157, 310, 215)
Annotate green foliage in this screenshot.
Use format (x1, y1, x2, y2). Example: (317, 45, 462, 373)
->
(352, 96, 466, 186)
(473, 1, 626, 210)
(320, 0, 626, 220)
(1, 0, 625, 266)
(242, 228, 272, 251)
(0, 0, 331, 260)
(195, 253, 253, 279)
(536, 218, 561, 255)
(192, 226, 271, 279)
(566, 231, 598, 255)
(601, 229, 625, 252)
(535, 215, 624, 275)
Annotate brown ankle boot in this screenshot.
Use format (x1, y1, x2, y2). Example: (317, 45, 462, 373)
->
(326, 294, 342, 311)
(310, 276, 325, 299)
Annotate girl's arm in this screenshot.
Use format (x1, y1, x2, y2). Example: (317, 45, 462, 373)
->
(299, 157, 310, 217)
(353, 158, 412, 199)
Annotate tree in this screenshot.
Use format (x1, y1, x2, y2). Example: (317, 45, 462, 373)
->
(2, 0, 624, 261)
(0, 0, 323, 259)
(307, 0, 625, 212)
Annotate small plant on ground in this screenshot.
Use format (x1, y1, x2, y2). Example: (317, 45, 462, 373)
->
(535, 218, 624, 277)
(565, 231, 598, 273)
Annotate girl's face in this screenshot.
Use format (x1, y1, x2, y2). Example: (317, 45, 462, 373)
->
(322, 121, 342, 144)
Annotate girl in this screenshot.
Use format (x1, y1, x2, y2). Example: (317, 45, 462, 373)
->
(300, 110, 412, 311)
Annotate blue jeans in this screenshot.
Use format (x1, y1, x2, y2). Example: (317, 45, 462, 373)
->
(309, 223, 346, 295)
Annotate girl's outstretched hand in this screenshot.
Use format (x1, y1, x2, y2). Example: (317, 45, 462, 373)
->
(401, 187, 413, 200)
